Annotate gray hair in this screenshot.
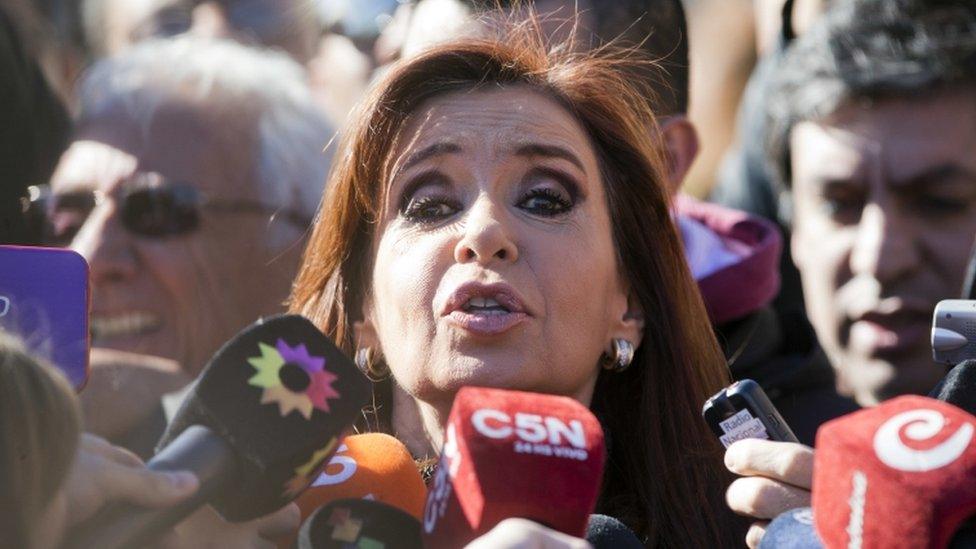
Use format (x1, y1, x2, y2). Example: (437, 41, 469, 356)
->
(76, 35, 334, 225)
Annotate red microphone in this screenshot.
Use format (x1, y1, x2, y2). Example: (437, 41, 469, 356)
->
(422, 387, 605, 547)
(281, 433, 427, 548)
(813, 395, 976, 549)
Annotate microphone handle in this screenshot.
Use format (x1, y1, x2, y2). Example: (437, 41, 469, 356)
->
(63, 425, 239, 549)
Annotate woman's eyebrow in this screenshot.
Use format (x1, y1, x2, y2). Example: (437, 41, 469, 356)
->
(399, 142, 461, 174)
(513, 143, 586, 173)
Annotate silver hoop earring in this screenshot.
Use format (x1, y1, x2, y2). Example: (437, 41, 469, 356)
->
(602, 338, 635, 373)
(355, 347, 389, 382)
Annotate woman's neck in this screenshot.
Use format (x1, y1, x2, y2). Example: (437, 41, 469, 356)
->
(390, 386, 450, 459)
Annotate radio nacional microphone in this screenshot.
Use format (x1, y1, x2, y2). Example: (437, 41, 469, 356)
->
(66, 315, 371, 549)
(422, 386, 605, 547)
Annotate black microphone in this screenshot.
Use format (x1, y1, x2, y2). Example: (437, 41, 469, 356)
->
(65, 315, 371, 549)
(585, 514, 643, 548)
(293, 498, 422, 549)
(929, 359, 976, 417)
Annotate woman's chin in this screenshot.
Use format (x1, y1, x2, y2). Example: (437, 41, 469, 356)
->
(420, 354, 531, 396)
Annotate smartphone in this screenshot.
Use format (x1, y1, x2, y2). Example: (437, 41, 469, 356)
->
(0, 245, 90, 389)
(702, 379, 799, 448)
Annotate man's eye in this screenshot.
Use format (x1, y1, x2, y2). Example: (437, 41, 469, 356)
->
(517, 188, 573, 217)
(817, 186, 864, 224)
(401, 196, 460, 223)
(915, 194, 970, 215)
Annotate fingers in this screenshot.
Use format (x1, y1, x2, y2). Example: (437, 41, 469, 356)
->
(746, 521, 769, 549)
(80, 434, 145, 468)
(726, 476, 811, 519)
(94, 463, 199, 509)
(253, 503, 301, 540)
(725, 439, 814, 489)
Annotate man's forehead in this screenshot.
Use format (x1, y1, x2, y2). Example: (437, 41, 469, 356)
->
(65, 100, 260, 197)
(792, 90, 976, 178)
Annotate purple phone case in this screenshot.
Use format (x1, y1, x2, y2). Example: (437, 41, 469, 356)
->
(0, 245, 90, 389)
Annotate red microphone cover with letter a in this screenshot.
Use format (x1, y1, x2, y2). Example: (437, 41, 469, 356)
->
(422, 386, 605, 547)
(813, 395, 976, 549)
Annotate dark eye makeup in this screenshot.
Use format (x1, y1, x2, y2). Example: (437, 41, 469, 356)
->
(397, 166, 581, 225)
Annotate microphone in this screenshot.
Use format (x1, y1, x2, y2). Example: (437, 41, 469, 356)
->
(585, 514, 643, 548)
(65, 315, 371, 549)
(280, 433, 427, 548)
(930, 360, 976, 417)
(811, 395, 976, 548)
(758, 508, 822, 549)
(422, 386, 605, 547)
(293, 498, 422, 549)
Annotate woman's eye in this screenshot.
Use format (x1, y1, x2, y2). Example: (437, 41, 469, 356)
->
(401, 196, 461, 223)
(518, 187, 573, 217)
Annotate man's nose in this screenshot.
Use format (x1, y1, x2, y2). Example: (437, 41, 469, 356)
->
(454, 197, 519, 265)
(849, 202, 920, 284)
(71, 202, 138, 285)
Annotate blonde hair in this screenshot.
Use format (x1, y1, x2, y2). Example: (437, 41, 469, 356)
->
(0, 332, 81, 548)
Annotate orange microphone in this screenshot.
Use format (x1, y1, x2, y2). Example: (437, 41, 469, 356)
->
(280, 433, 427, 547)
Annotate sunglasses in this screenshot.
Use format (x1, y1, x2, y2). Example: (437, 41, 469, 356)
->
(28, 173, 310, 246)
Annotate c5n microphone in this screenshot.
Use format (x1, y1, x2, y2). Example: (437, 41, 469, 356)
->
(812, 395, 976, 549)
(293, 498, 422, 549)
(422, 387, 605, 547)
(65, 315, 371, 549)
(281, 433, 427, 547)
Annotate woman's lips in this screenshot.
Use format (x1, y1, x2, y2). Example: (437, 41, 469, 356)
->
(446, 309, 528, 336)
(442, 281, 530, 336)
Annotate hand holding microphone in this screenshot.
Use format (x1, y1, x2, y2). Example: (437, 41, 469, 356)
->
(64, 314, 371, 548)
(724, 438, 814, 547)
(64, 434, 199, 529)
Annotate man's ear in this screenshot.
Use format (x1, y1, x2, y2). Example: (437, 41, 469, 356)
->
(660, 115, 700, 196)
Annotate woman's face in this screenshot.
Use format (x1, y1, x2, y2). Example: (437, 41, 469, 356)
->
(358, 86, 643, 406)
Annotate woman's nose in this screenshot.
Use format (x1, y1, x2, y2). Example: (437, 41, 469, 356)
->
(454, 197, 519, 265)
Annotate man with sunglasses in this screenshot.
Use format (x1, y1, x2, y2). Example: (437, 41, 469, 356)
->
(43, 35, 332, 545)
(45, 33, 331, 442)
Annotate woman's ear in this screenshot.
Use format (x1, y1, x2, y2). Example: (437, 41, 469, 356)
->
(609, 291, 645, 352)
(353, 298, 381, 351)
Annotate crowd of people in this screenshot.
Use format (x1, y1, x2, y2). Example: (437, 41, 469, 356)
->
(3, 0, 976, 547)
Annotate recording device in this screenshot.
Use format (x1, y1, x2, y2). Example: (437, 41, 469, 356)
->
(64, 315, 371, 549)
(0, 245, 89, 389)
(422, 387, 606, 547)
(812, 395, 976, 548)
(293, 498, 423, 549)
(932, 300, 976, 366)
(585, 515, 643, 548)
(702, 379, 799, 447)
(284, 433, 427, 547)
